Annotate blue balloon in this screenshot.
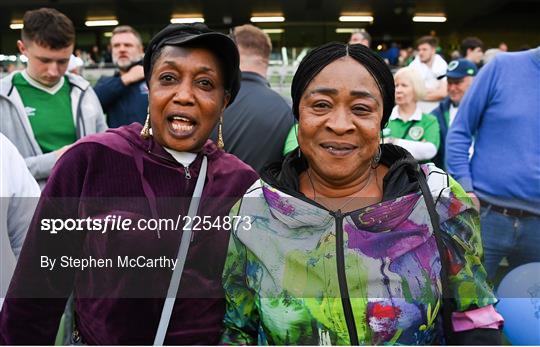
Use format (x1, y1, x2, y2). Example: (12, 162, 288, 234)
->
(496, 262, 540, 345)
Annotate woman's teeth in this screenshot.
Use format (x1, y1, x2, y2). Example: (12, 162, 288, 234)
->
(170, 116, 194, 132)
(171, 122, 193, 131)
(172, 116, 191, 122)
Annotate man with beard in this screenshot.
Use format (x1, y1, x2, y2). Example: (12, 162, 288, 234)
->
(94, 25, 148, 128)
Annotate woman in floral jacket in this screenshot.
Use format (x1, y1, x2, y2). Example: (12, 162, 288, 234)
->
(221, 42, 503, 345)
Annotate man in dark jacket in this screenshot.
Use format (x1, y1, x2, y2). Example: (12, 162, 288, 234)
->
(431, 59, 477, 169)
(94, 26, 148, 128)
(210, 25, 294, 173)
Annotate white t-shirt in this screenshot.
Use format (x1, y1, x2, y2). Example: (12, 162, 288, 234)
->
(409, 54, 448, 91)
(163, 147, 197, 167)
(449, 104, 459, 126)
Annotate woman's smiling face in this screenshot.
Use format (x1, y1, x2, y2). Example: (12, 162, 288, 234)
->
(298, 56, 383, 185)
(148, 45, 229, 152)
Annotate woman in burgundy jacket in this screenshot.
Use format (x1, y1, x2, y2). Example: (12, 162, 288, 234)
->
(0, 23, 258, 345)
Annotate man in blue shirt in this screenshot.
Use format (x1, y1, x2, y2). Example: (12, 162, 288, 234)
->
(94, 26, 148, 128)
(446, 47, 540, 280)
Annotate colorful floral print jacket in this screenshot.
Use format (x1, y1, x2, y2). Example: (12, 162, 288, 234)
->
(221, 147, 498, 345)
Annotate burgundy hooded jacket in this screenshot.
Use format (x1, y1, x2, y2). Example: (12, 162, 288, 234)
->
(0, 123, 258, 344)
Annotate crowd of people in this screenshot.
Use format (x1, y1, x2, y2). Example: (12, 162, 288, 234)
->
(0, 6, 538, 346)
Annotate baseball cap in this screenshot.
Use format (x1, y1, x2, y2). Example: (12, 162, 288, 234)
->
(143, 23, 240, 105)
(439, 58, 478, 79)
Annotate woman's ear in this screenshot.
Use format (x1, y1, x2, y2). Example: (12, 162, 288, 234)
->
(221, 91, 231, 112)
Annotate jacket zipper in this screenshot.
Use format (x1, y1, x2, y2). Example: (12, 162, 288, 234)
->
(334, 209, 359, 345)
(144, 148, 195, 180)
(75, 88, 85, 138)
(184, 165, 191, 179)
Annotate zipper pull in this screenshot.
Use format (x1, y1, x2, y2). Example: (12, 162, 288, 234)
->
(184, 166, 191, 179)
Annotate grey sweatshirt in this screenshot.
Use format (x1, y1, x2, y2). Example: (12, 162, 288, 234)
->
(0, 71, 107, 187)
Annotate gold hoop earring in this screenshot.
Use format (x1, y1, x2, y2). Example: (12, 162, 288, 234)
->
(217, 116, 225, 149)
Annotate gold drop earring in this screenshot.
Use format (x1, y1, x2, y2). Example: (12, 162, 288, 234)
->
(217, 116, 224, 149)
(141, 107, 151, 139)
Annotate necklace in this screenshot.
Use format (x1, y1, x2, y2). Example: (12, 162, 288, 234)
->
(306, 168, 374, 212)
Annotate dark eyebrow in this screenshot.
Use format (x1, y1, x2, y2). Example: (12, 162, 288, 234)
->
(305, 87, 338, 97)
(306, 87, 380, 105)
(36, 56, 68, 63)
(161, 60, 178, 68)
(198, 66, 215, 73)
(161, 60, 216, 74)
(350, 90, 380, 106)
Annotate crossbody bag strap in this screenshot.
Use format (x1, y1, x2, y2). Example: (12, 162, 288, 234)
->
(414, 166, 456, 343)
(153, 156, 208, 346)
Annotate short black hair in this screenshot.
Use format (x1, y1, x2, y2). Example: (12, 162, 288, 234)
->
(22, 8, 75, 49)
(461, 37, 484, 56)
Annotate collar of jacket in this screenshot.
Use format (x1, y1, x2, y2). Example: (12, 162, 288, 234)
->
(101, 122, 224, 169)
(261, 143, 421, 204)
(0, 71, 90, 96)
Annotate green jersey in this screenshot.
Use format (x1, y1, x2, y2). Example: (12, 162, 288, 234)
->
(383, 112, 440, 149)
(13, 72, 76, 153)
